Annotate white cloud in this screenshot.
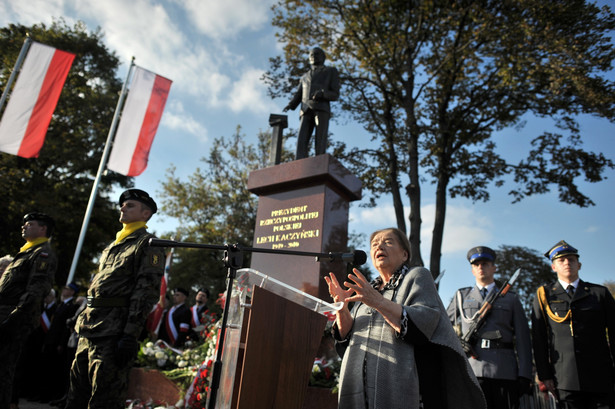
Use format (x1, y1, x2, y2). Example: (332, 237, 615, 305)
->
(350, 202, 493, 255)
(350, 205, 398, 228)
(421, 203, 493, 254)
(584, 225, 599, 233)
(1, 0, 273, 113)
(0, 0, 65, 26)
(179, 0, 273, 39)
(227, 68, 276, 114)
(162, 99, 208, 142)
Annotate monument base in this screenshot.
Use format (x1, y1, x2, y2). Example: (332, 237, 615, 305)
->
(248, 154, 362, 301)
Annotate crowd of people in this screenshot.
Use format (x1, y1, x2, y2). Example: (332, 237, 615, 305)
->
(0, 190, 613, 409)
(149, 286, 213, 349)
(0, 189, 214, 409)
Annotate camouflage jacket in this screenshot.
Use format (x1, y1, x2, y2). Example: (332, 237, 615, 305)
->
(76, 228, 164, 339)
(0, 241, 56, 329)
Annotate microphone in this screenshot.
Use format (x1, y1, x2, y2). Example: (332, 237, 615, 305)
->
(340, 250, 367, 265)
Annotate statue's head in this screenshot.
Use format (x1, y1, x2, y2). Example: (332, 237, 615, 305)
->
(309, 47, 326, 66)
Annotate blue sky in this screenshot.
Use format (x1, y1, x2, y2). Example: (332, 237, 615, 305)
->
(2, 0, 613, 304)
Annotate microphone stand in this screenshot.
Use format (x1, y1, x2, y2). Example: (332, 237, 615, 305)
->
(148, 238, 365, 409)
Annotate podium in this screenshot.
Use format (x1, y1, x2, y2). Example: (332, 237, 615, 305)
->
(212, 269, 341, 409)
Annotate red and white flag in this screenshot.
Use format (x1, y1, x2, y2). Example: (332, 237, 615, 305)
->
(146, 247, 173, 335)
(0, 41, 75, 158)
(107, 66, 172, 176)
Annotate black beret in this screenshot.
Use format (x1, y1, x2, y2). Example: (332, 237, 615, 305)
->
(119, 189, 157, 213)
(23, 212, 55, 230)
(545, 240, 579, 261)
(467, 246, 496, 264)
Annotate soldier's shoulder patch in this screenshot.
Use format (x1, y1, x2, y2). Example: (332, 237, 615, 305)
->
(151, 253, 161, 266)
(37, 260, 49, 271)
(40, 252, 49, 258)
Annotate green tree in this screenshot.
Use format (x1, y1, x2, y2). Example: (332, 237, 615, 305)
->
(0, 20, 131, 285)
(495, 245, 553, 318)
(264, 0, 615, 278)
(158, 127, 293, 298)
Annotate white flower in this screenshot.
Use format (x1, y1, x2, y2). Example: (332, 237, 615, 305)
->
(157, 358, 167, 367)
(177, 360, 188, 368)
(145, 341, 154, 348)
(155, 351, 166, 359)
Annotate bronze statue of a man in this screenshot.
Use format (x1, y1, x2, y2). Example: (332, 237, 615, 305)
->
(284, 47, 340, 159)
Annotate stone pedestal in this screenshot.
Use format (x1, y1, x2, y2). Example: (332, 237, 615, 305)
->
(247, 154, 361, 301)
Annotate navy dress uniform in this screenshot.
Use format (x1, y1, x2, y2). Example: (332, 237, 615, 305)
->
(531, 241, 615, 409)
(447, 246, 532, 409)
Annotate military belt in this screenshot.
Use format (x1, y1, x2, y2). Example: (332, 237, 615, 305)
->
(479, 339, 514, 349)
(86, 297, 129, 308)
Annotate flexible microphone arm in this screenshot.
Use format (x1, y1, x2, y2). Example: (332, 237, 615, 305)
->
(148, 237, 366, 409)
(148, 238, 367, 265)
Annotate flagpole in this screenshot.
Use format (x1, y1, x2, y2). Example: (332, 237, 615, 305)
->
(66, 57, 136, 285)
(0, 36, 32, 114)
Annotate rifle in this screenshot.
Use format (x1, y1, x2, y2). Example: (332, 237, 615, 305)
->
(460, 268, 521, 358)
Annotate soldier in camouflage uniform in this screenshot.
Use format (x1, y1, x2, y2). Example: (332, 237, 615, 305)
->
(0, 212, 57, 409)
(65, 189, 164, 409)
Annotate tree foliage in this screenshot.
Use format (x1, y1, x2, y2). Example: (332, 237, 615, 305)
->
(604, 280, 615, 298)
(158, 127, 293, 297)
(495, 245, 553, 318)
(264, 0, 615, 278)
(0, 20, 130, 285)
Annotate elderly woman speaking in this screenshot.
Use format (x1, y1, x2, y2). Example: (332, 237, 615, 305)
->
(326, 228, 485, 409)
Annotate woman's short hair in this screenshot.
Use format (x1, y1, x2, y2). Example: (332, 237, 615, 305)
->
(369, 228, 411, 266)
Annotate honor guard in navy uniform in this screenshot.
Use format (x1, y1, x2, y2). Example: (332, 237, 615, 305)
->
(531, 241, 615, 409)
(0, 212, 57, 409)
(283, 46, 340, 159)
(65, 189, 164, 409)
(447, 246, 532, 409)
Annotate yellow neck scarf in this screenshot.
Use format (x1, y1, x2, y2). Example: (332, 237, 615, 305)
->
(115, 222, 147, 244)
(537, 285, 574, 335)
(20, 237, 49, 253)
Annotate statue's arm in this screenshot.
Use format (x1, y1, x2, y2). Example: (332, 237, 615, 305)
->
(322, 67, 340, 101)
(284, 82, 303, 111)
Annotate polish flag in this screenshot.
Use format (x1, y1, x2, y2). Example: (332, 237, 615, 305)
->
(107, 66, 172, 176)
(0, 42, 75, 158)
(146, 247, 173, 335)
